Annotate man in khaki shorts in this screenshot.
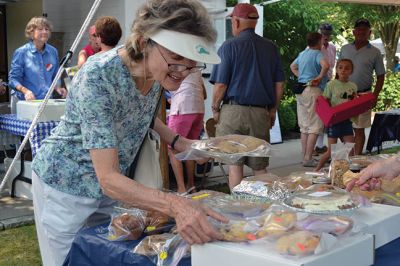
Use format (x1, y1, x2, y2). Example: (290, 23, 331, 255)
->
(339, 18, 385, 155)
(210, 3, 285, 189)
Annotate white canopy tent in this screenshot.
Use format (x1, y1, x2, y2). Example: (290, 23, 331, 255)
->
(370, 38, 400, 57)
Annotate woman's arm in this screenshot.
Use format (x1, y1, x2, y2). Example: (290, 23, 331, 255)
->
(154, 118, 192, 152)
(77, 50, 89, 69)
(90, 148, 227, 244)
(9, 49, 35, 100)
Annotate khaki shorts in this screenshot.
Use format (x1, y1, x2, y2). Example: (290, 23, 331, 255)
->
(216, 104, 270, 170)
(296, 86, 323, 135)
(352, 109, 372, 129)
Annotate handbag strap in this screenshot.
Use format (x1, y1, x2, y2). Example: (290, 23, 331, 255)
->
(128, 87, 163, 179)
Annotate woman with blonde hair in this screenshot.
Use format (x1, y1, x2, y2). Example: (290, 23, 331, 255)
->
(31, 1, 226, 265)
(8, 16, 67, 112)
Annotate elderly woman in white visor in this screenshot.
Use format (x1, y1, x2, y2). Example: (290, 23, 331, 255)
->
(31, 1, 226, 265)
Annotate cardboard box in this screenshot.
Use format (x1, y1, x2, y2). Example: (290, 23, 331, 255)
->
(192, 234, 374, 266)
(16, 99, 66, 122)
(352, 203, 400, 248)
(315, 93, 375, 127)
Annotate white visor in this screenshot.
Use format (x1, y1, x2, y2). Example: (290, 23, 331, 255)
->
(148, 29, 220, 64)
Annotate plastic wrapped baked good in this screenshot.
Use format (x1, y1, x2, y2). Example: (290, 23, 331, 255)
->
(216, 219, 265, 242)
(283, 184, 360, 214)
(256, 210, 297, 238)
(330, 160, 349, 188)
(203, 194, 271, 219)
(187, 190, 226, 202)
(133, 233, 190, 266)
(276, 231, 320, 256)
(109, 210, 146, 240)
(176, 134, 273, 164)
(295, 215, 353, 236)
(329, 143, 354, 188)
(143, 210, 174, 235)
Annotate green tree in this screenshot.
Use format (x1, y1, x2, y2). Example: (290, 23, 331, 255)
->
(338, 4, 400, 71)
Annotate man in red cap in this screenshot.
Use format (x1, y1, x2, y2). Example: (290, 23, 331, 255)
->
(210, 3, 285, 189)
(77, 25, 101, 68)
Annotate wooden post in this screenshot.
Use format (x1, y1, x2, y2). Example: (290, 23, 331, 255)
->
(158, 94, 170, 189)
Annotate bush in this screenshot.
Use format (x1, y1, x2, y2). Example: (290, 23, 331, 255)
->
(278, 97, 297, 133)
(374, 72, 400, 112)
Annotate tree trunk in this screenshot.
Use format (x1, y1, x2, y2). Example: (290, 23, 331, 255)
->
(377, 6, 400, 71)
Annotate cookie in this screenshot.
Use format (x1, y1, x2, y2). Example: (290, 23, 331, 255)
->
(110, 213, 145, 240)
(276, 231, 320, 256)
(257, 211, 296, 238)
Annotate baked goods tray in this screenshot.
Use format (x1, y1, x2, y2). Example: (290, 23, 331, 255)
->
(282, 200, 360, 215)
(281, 185, 361, 215)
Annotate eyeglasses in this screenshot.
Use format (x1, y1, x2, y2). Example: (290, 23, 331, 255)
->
(156, 45, 206, 73)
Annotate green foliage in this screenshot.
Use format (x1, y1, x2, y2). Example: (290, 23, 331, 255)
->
(373, 72, 400, 112)
(279, 96, 297, 133)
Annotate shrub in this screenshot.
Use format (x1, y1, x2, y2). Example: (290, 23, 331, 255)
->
(278, 97, 297, 133)
(374, 72, 400, 112)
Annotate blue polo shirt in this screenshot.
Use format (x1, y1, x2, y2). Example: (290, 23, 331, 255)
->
(9, 41, 60, 100)
(210, 29, 285, 108)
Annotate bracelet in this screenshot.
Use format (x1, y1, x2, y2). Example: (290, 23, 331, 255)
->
(171, 134, 180, 150)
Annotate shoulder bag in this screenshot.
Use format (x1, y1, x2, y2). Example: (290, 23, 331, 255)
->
(128, 89, 163, 189)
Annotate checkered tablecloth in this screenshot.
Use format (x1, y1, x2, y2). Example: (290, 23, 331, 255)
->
(0, 114, 59, 156)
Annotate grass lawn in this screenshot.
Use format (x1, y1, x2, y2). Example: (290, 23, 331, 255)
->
(0, 225, 41, 266)
(0, 145, 398, 265)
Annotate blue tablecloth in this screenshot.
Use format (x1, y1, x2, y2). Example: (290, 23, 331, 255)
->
(64, 222, 399, 266)
(63, 223, 190, 266)
(366, 110, 400, 153)
(0, 114, 58, 156)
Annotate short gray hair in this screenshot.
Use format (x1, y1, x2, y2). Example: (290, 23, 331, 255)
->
(25, 16, 53, 39)
(126, 0, 217, 61)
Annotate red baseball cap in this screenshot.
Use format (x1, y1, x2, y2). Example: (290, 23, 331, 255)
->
(229, 3, 259, 20)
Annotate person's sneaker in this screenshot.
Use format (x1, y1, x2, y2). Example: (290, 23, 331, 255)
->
(315, 146, 328, 154)
(303, 159, 318, 167)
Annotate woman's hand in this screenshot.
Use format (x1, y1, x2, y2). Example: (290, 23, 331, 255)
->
(346, 156, 400, 191)
(170, 196, 228, 245)
(56, 87, 68, 98)
(24, 89, 36, 100)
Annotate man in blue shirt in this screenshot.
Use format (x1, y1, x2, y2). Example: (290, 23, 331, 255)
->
(210, 3, 285, 189)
